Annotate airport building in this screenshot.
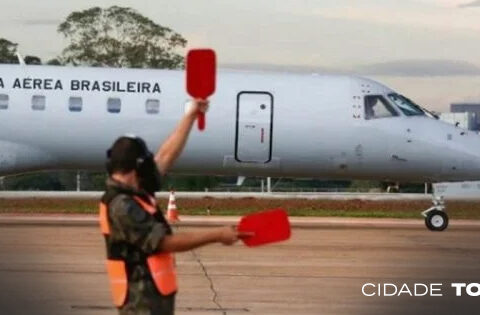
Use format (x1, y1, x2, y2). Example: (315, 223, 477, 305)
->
(439, 103, 480, 131)
(451, 103, 480, 113)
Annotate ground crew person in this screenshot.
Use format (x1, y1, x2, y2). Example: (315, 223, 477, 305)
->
(99, 99, 247, 315)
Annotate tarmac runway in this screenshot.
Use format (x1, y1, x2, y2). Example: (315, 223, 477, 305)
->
(0, 218, 478, 315)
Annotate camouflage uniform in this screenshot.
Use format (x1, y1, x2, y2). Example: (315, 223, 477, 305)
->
(102, 178, 175, 315)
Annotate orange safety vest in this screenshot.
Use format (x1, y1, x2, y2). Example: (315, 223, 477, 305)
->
(99, 195, 177, 307)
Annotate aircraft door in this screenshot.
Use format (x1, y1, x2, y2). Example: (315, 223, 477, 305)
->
(235, 92, 273, 163)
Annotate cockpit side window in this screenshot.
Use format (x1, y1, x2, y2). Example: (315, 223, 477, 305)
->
(388, 93, 425, 116)
(364, 95, 398, 120)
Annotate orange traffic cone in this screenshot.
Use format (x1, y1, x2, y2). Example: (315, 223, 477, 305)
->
(166, 190, 180, 223)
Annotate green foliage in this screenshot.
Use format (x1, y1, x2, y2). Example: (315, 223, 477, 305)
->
(80, 171, 107, 191)
(257, 178, 351, 191)
(57, 6, 186, 69)
(349, 180, 382, 192)
(0, 171, 108, 191)
(46, 58, 63, 66)
(163, 175, 220, 191)
(398, 183, 428, 193)
(3, 172, 65, 191)
(0, 38, 43, 65)
(380, 182, 428, 193)
(24, 55, 42, 65)
(0, 38, 19, 64)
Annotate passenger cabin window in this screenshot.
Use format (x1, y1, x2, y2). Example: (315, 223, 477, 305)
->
(364, 95, 398, 120)
(0, 94, 8, 110)
(32, 95, 46, 111)
(146, 99, 160, 114)
(107, 98, 121, 113)
(388, 94, 425, 117)
(69, 97, 82, 112)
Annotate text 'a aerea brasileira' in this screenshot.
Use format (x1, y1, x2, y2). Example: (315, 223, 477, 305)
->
(0, 77, 161, 94)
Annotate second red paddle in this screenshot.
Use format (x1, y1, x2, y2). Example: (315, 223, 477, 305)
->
(238, 209, 291, 247)
(186, 49, 216, 131)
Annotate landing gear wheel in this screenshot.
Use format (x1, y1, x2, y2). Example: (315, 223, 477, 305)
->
(425, 210, 449, 231)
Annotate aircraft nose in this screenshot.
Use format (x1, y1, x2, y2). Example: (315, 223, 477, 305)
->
(451, 131, 480, 180)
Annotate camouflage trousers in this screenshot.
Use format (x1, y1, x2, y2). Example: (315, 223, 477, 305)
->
(118, 279, 175, 315)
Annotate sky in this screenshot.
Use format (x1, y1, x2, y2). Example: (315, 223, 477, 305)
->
(1, 0, 480, 111)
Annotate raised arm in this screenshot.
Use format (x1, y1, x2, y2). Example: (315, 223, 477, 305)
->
(155, 99, 208, 175)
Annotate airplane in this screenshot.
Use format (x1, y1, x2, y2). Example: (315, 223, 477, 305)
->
(1, 63, 479, 231)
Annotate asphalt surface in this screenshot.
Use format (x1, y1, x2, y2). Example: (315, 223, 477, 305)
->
(1, 214, 480, 230)
(0, 219, 478, 315)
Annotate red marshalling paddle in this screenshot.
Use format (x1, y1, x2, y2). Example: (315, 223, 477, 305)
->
(186, 49, 217, 131)
(238, 209, 291, 247)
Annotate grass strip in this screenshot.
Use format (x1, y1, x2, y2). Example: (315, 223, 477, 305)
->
(0, 198, 478, 220)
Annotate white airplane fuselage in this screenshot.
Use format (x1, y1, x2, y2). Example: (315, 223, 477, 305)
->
(0, 64, 479, 183)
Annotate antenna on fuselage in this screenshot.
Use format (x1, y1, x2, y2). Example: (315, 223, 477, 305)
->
(16, 52, 26, 65)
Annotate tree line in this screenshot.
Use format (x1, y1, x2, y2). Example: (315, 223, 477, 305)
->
(0, 6, 186, 68)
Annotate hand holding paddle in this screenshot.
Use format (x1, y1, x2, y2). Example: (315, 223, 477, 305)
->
(186, 49, 217, 131)
(217, 226, 254, 246)
(238, 209, 291, 247)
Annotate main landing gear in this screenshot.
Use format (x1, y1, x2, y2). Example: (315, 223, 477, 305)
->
(421, 196, 449, 231)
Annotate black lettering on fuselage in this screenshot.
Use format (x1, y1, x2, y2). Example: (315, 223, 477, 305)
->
(92, 81, 101, 91)
(10, 78, 63, 90)
(33, 79, 42, 90)
(44, 79, 53, 90)
(71, 80, 80, 91)
(42, 78, 62, 90)
(68, 79, 160, 93)
(0, 78, 4, 88)
(152, 83, 161, 93)
(13, 78, 21, 89)
(81, 80, 90, 91)
(55, 80, 63, 90)
(102, 81, 112, 92)
(116, 81, 125, 92)
(142, 82, 151, 93)
(127, 82, 135, 93)
(23, 78, 32, 89)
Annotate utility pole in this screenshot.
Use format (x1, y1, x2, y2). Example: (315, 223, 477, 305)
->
(76, 171, 81, 192)
(267, 177, 272, 193)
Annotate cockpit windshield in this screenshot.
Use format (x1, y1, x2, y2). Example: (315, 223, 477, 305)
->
(388, 93, 439, 119)
(387, 94, 425, 117)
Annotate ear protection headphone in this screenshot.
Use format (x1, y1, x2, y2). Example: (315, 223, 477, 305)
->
(106, 136, 154, 174)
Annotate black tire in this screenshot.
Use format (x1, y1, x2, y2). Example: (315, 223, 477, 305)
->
(425, 210, 449, 232)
